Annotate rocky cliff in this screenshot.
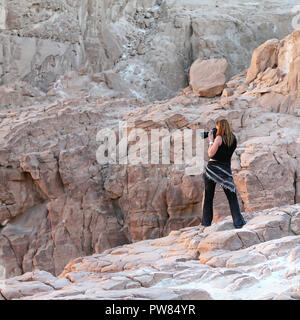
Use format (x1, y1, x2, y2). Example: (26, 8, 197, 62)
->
(0, 28, 299, 281)
(0, 0, 298, 101)
(1, 203, 299, 300)
(0, 1, 299, 299)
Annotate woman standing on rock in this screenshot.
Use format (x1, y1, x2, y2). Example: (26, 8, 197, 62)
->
(202, 119, 246, 229)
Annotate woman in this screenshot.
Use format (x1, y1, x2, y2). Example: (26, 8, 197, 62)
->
(202, 119, 246, 228)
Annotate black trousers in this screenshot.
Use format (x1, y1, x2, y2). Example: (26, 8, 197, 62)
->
(202, 174, 246, 228)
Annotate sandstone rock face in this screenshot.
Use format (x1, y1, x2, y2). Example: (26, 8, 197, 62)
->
(246, 39, 279, 84)
(0, 0, 298, 102)
(1, 204, 299, 300)
(245, 29, 300, 116)
(190, 58, 228, 97)
(0, 18, 299, 285)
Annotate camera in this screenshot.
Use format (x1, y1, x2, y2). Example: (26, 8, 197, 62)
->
(202, 127, 217, 139)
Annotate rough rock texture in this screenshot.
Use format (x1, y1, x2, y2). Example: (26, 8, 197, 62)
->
(0, 0, 298, 102)
(246, 39, 280, 84)
(1, 203, 299, 300)
(190, 58, 228, 97)
(246, 29, 300, 96)
(0, 28, 300, 280)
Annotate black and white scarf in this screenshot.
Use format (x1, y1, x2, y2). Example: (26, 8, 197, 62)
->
(203, 160, 236, 193)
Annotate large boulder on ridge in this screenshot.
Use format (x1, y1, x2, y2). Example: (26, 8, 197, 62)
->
(190, 58, 228, 98)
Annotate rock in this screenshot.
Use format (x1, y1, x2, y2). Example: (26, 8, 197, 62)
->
(245, 29, 300, 112)
(285, 266, 300, 279)
(291, 213, 300, 235)
(0, 0, 298, 102)
(237, 85, 248, 94)
(254, 235, 300, 258)
(234, 147, 297, 212)
(19, 151, 64, 200)
(278, 29, 300, 74)
(0, 81, 47, 110)
(287, 246, 300, 263)
(199, 250, 228, 265)
(222, 88, 234, 97)
(278, 56, 300, 94)
(1, 203, 300, 300)
(203, 221, 235, 233)
(234, 229, 261, 248)
(174, 15, 186, 28)
(197, 230, 243, 253)
(190, 58, 228, 98)
(255, 67, 281, 87)
(91, 73, 105, 83)
(226, 79, 240, 89)
(277, 286, 300, 300)
(226, 250, 267, 268)
(245, 212, 291, 241)
(204, 251, 234, 268)
(0, 280, 53, 300)
(227, 275, 259, 291)
(103, 70, 135, 97)
(246, 39, 279, 84)
(131, 272, 173, 287)
(0, 21, 300, 287)
(171, 288, 213, 300)
(273, 294, 290, 300)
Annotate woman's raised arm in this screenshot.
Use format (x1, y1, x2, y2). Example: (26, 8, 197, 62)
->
(208, 134, 222, 158)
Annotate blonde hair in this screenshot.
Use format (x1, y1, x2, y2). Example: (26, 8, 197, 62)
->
(216, 119, 235, 147)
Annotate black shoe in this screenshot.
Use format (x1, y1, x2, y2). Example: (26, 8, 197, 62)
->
(201, 223, 211, 227)
(234, 224, 244, 229)
(234, 219, 247, 229)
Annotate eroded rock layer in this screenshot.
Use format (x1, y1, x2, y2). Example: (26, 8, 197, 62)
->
(0, 203, 299, 300)
(0, 0, 298, 101)
(0, 15, 299, 283)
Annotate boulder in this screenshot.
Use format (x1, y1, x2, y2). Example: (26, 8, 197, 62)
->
(246, 39, 279, 84)
(190, 58, 228, 98)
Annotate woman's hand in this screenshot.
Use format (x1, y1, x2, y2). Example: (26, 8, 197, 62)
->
(208, 130, 214, 143)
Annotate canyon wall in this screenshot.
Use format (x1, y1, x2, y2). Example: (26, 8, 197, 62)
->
(0, 1, 299, 281)
(0, 0, 298, 101)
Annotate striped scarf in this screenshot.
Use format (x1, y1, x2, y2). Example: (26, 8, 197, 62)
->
(203, 160, 236, 193)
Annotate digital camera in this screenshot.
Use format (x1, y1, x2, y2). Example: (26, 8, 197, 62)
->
(202, 127, 217, 139)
